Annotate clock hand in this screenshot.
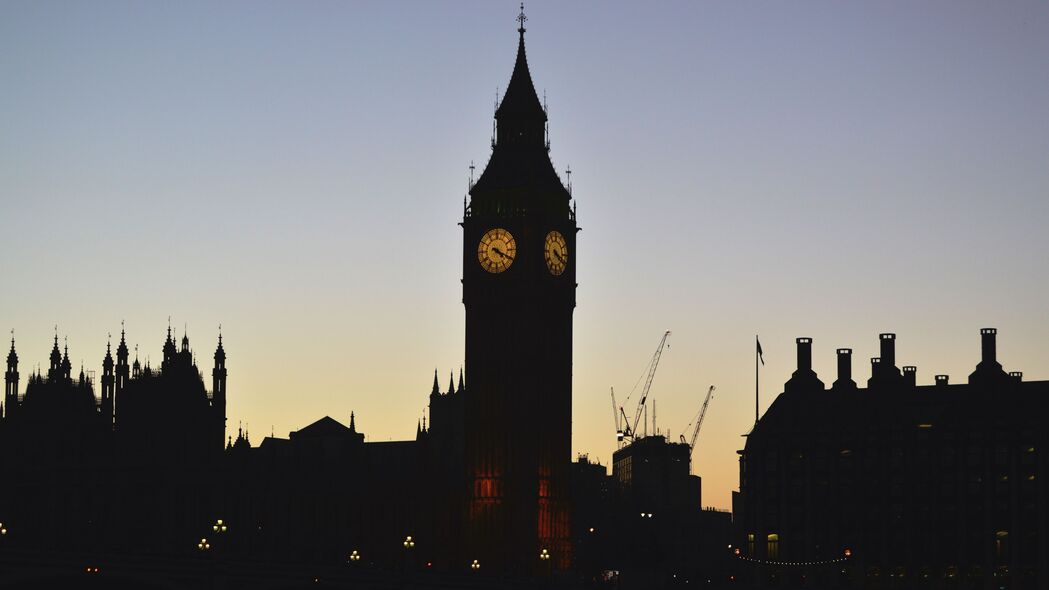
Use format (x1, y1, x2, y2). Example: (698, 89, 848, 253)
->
(493, 247, 515, 261)
(553, 250, 565, 263)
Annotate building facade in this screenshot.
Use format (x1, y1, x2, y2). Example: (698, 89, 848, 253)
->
(736, 329, 1048, 589)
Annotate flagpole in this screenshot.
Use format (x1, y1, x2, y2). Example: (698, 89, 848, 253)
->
(755, 335, 759, 428)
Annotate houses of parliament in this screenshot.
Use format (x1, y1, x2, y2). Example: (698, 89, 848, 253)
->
(0, 8, 597, 582)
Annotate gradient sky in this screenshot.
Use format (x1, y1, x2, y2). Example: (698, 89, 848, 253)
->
(2, 1, 1048, 509)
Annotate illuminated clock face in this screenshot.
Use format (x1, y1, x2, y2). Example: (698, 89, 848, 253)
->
(477, 228, 516, 273)
(544, 230, 568, 275)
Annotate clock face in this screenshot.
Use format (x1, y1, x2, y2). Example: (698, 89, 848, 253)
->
(477, 228, 517, 273)
(544, 230, 568, 275)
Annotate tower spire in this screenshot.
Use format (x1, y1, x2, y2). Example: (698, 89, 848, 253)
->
(431, 369, 440, 396)
(517, 2, 527, 37)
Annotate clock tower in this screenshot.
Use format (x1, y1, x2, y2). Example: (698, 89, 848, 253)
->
(462, 8, 576, 573)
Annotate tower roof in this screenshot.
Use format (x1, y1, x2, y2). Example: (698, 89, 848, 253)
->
(116, 324, 129, 358)
(469, 6, 570, 217)
(494, 8, 546, 123)
(7, 331, 16, 365)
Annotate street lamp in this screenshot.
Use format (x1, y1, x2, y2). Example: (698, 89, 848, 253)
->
(470, 559, 480, 571)
(212, 519, 227, 534)
(403, 535, 415, 549)
(0, 522, 7, 536)
(348, 550, 361, 562)
(197, 537, 211, 551)
(540, 548, 551, 561)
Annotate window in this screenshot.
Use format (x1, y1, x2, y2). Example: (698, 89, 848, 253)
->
(747, 533, 755, 556)
(767, 533, 780, 560)
(995, 531, 1009, 561)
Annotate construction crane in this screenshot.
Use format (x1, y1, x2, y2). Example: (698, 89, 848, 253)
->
(679, 385, 715, 473)
(620, 330, 671, 443)
(610, 387, 624, 442)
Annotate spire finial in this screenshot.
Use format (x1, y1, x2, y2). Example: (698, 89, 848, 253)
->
(107, 332, 112, 353)
(218, 323, 222, 345)
(10, 328, 13, 350)
(517, 2, 527, 35)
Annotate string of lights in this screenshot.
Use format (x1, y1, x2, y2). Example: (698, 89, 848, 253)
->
(731, 547, 853, 567)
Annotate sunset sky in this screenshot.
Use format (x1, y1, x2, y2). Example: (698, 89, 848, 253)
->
(2, 1, 1048, 509)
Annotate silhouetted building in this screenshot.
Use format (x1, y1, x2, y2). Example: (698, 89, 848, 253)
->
(462, 7, 576, 574)
(0, 326, 226, 554)
(736, 329, 1048, 589)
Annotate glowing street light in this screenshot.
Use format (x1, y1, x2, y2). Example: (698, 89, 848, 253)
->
(348, 550, 361, 562)
(197, 537, 211, 551)
(470, 559, 481, 571)
(403, 535, 415, 549)
(0, 522, 7, 536)
(212, 519, 228, 533)
(540, 548, 551, 561)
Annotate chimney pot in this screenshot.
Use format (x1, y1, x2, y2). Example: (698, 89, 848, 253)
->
(1009, 371, 1022, 382)
(834, 348, 854, 389)
(935, 374, 949, 386)
(796, 338, 812, 372)
(980, 328, 998, 366)
(902, 366, 916, 387)
(879, 333, 897, 369)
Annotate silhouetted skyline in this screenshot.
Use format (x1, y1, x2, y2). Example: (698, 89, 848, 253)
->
(3, 2, 1048, 511)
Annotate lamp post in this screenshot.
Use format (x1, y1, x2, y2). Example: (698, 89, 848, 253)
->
(402, 535, 415, 576)
(540, 548, 552, 579)
(348, 549, 361, 563)
(197, 537, 211, 552)
(470, 559, 480, 572)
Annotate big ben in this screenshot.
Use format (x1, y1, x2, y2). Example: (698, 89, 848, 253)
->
(462, 8, 576, 573)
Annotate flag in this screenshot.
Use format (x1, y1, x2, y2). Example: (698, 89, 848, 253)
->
(757, 337, 765, 366)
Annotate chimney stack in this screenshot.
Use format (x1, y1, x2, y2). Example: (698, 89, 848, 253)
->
(879, 333, 896, 369)
(902, 366, 916, 388)
(1009, 371, 1022, 383)
(796, 338, 812, 372)
(980, 328, 997, 365)
(935, 374, 949, 386)
(834, 348, 853, 388)
(870, 357, 881, 378)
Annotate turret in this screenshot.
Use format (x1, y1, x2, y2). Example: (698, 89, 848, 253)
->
(212, 330, 227, 450)
(162, 321, 176, 369)
(101, 336, 115, 428)
(48, 333, 62, 380)
(132, 344, 141, 379)
(61, 339, 72, 381)
(5, 332, 18, 419)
